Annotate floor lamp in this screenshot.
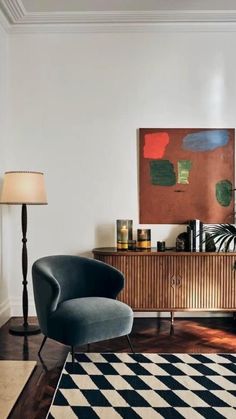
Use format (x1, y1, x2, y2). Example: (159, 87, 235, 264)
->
(0, 171, 47, 336)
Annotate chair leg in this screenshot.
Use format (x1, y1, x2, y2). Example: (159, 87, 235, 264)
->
(71, 346, 75, 365)
(87, 343, 90, 352)
(38, 336, 47, 356)
(126, 335, 134, 353)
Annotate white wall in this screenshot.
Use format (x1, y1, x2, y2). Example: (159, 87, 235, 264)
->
(0, 22, 10, 326)
(4, 29, 236, 315)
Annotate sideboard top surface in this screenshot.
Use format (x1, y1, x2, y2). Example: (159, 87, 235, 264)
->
(93, 247, 236, 256)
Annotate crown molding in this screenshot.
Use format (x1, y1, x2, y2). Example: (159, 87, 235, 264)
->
(1, 0, 25, 22)
(1, 0, 236, 34)
(6, 22, 236, 35)
(0, 6, 10, 33)
(4, 10, 236, 25)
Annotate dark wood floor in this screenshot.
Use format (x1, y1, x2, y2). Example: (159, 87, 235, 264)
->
(1, 316, 236, 418)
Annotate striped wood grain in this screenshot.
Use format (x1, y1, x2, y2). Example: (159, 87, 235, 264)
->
(93, 249, 236, 312)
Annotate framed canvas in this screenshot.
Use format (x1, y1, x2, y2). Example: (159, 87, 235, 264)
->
(139, 128, 235, 224)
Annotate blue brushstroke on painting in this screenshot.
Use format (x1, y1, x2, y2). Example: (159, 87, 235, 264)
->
(182, 130, 229, 152)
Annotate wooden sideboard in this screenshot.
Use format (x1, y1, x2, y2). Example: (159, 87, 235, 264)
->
(93, 247, 236, 321)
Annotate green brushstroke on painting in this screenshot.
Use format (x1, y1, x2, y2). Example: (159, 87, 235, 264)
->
(216, 180, 232, 207)
(177, 160, 192, 184)
(150, 160, 176, 186)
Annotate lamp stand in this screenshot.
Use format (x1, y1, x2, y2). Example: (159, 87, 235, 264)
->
(9, 204, 41, 336)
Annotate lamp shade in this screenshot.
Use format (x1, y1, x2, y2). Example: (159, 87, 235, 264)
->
(0, 171, 47, 205)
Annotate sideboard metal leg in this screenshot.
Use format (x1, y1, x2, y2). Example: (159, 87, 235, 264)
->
(170, 312, 175, 335)
(157, 316, 161, 332)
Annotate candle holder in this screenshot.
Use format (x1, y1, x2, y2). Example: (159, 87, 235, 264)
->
(116, 220, 133, 250)
(128, 240, 136, 251)
(137, 229, 151, 250)
(157, 241, 166, 252)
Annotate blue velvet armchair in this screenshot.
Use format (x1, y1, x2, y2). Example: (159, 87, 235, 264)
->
(32, 255, 134, 361)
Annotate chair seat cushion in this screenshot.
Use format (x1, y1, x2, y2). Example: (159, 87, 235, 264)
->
(48, 297, 133, 346)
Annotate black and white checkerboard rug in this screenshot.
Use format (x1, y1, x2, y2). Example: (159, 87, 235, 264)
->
(47, 353, 236, 418)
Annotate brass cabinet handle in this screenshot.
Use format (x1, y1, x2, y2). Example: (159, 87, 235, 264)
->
(176, 277, 182, 287)
(170, 276, 176, 288)
(170, 275, 182, 288)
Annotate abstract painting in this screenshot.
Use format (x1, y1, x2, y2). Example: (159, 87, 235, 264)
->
(139, 128, 235, 224)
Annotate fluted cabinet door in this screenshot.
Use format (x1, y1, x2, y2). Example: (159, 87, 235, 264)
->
(97, 254, 169, 309)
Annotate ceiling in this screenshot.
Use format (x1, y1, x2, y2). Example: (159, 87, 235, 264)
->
(17, 0, 236, 12)
(0, 0, 236, 29)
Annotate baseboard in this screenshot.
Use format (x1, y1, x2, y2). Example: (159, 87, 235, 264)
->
(134, 311, 232, 318)
(0, 298, 11, 327)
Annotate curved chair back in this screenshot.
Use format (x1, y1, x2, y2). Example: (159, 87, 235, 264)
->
(32, 255, 124, 336)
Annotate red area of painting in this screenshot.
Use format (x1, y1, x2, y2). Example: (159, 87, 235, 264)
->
(144, 132, 169, 159)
